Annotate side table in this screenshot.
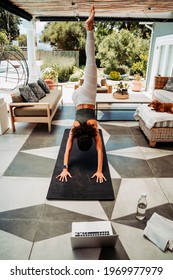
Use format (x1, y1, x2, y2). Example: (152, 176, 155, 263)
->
(0, 98, 9, 135)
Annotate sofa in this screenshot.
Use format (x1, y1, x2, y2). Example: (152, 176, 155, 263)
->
(134, 76, 173, 147)
(74, 78, 112, 93)
(9, 79, 62, 132)
(153, 76, 173, 103)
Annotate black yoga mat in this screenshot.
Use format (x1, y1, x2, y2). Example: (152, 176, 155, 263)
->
(47, 129, 115, 200)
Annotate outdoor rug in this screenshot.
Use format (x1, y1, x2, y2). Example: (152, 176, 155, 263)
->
(47, 129, 115, 200)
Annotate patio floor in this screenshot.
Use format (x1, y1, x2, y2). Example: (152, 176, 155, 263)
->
(0, 84, 173, 260)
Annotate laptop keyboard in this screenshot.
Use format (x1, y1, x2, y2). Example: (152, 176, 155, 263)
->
(75, 231, 110, 237)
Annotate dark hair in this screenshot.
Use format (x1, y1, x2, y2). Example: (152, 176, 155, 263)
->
(72, 122, 97, 151)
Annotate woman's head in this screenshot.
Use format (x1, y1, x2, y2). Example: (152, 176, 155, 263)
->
(72, 122, 97, 151)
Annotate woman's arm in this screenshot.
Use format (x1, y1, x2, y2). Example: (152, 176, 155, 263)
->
(91, 130, 106, 183)
(56, 130, 73, 182)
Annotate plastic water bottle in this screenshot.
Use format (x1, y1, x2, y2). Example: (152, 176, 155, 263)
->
(136, 193, 147, 220)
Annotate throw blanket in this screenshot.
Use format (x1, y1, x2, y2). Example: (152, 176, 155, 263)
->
(144, 213, 173, 252)
(134, 104, 173, 129)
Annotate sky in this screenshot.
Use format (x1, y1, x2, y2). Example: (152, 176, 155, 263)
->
(19, 20, 47, 35)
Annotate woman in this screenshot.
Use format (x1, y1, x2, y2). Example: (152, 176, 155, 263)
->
(56, 5, 106, 183)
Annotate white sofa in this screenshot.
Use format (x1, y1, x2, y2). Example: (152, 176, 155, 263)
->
(153, 76, 173, 103)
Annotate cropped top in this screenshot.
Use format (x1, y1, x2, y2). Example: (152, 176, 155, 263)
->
(75, 108, 96, 123)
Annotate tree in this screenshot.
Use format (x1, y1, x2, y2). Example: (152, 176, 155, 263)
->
(118, 21, 151, 39)
(17, 34, 27, 47)
(41, 21, 86, 50)
(0, 31, 9, 54)
(94, 21, 117, 50)
(0, 8, 21, 41)
(97, 29, 150, 76)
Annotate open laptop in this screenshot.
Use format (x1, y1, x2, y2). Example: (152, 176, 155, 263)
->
(71, 221, 118, 249)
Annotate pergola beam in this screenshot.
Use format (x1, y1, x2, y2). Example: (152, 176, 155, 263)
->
(0, 0, 32, 21)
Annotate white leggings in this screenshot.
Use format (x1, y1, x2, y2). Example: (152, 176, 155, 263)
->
(72, 30, 97, 106)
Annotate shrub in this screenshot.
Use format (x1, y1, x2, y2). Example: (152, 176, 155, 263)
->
(0, 31, 9, 48)
(41, 56, 76, 82)
(69, 66, 84, 82)
(109, 71, 121, 80)
(69, 72, 81, 82)
(58, 66, 70, 82)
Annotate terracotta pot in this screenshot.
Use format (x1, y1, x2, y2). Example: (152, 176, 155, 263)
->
(44, 79, 55, 90)
(131, 80, 142, 92)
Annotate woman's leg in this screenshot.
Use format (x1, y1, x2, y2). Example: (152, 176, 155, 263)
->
(72, 6, 97, 106)
(82, 29, 97, 92)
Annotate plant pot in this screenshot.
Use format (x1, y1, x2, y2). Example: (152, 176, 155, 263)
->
(44, 79, 55, 89)
(131, 80, 142, 92)
(113, 91, 129, 99)
(44, 79, 55, 90)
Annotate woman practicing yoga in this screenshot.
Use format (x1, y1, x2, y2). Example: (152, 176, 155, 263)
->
(56, 5, 106, 183)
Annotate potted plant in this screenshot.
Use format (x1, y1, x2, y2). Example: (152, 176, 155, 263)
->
(41, 64, 59, 89)
(131, 73, 143, 92)
(113, 81, 129, 99)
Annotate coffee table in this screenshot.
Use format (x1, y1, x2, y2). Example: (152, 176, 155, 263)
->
(95, 93, 151, 121)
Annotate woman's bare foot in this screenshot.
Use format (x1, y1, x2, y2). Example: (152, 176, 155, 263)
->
(85, 5, 95, 30)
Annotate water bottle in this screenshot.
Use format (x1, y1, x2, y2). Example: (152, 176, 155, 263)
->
(136, 193, 147, 220)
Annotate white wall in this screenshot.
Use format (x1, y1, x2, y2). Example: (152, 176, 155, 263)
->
(146, 22, 173, 93)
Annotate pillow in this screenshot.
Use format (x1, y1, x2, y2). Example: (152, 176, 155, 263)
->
(37, 78, 50, 94)
(19, 85, 39, 102)
(163, 77, 173, 92)
(28, 82, 46, 99)
(97, 83, 101, 88)
(11, 93, 25, 103)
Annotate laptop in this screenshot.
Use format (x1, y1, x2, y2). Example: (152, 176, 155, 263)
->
(71, 221, 118, 249)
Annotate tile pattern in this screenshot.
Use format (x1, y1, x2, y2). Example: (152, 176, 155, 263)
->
(0, 104, 173, 260)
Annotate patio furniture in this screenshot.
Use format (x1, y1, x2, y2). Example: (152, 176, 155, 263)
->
(153, 76, 173, 103)
(9, 82, 62, 132)
(134, 104, 173, 147)
(95, 92, 151, 120)
(74, 78, 112, 93)
(0, 98, 9, 135)
(139, 118, 173, 147)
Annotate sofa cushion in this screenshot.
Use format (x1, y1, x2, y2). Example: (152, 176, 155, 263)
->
(97, 86, 108, 93)
(163, 77, 173, 92)
(37, 78, 50, 94)
(153, 89, 173, 103)
(154, 120, 173, 128)
(19, 86, 39, 102)
(11, 90, 25, 103)
(28, 82, 46, 99)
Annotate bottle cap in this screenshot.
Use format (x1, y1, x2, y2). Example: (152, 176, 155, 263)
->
(141, 193, 147, 196)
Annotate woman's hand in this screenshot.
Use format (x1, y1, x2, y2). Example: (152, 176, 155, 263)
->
(91, 171, 106, 183)
(56, 170, 72, 182)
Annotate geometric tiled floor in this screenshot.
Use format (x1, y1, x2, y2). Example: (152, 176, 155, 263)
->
(0, 103, 173, 260)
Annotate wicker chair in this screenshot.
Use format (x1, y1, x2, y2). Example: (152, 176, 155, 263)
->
(138, 76, 173, 147)
(139, 118, 173, 147)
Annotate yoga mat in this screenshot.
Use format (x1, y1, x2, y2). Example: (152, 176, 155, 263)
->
(47, 129, 115, 200)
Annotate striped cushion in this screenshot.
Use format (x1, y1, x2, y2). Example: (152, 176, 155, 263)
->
(154, 120, 173, 128)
